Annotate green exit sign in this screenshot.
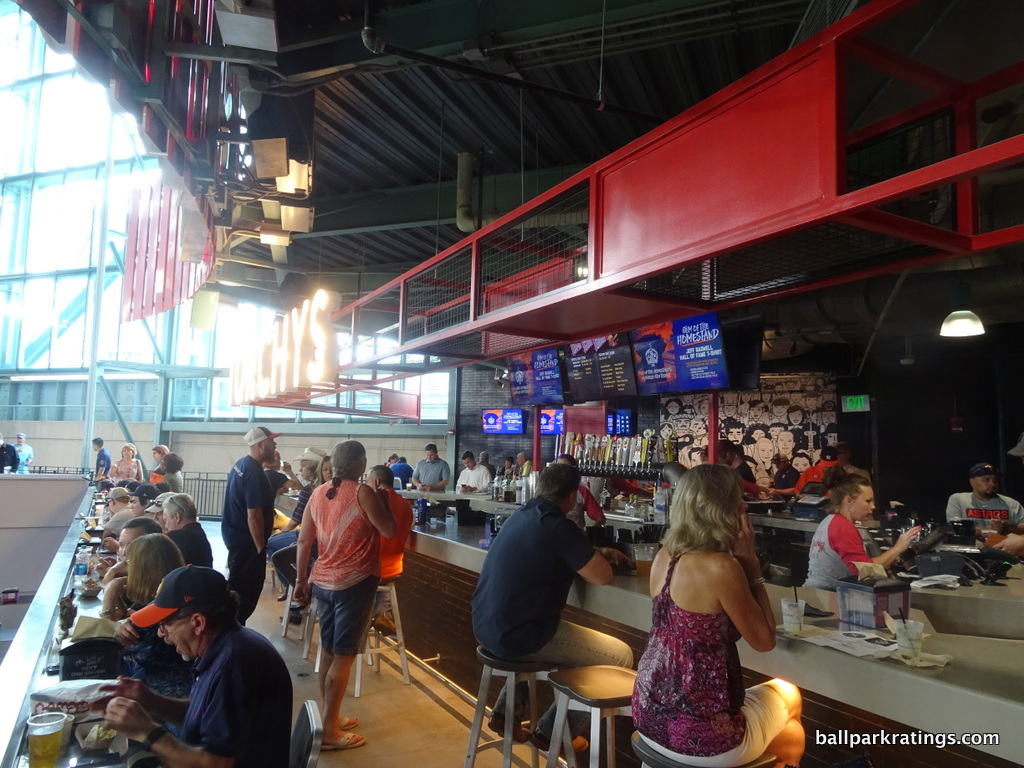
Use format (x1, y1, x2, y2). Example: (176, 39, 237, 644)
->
(841, 394, 870, 413)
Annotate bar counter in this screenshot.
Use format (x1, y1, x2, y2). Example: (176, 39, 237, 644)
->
(404, 519, 1024, 764)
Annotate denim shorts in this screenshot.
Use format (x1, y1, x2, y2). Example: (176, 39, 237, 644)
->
(312, 576, 380, 656)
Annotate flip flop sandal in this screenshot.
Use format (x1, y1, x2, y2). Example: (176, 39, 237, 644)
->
(337, 717, 359, 730)
(322, 733, 366, 750)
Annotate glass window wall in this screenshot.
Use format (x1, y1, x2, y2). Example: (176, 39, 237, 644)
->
(1, 5, 448, 425)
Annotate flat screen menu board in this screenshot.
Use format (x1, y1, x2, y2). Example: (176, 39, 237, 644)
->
(606, 409, 633, 435)
(631, 312, 729, 395)
(564, 334, 637, 401)
(507, 347, 564, 405)
(540, 409, 564, 435)
(482, 408, 524, 434)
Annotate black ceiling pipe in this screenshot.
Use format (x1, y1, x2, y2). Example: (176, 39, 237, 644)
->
(361, 0, 664, 126)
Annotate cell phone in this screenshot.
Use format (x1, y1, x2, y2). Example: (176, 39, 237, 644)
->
(69, 755, 124, 767)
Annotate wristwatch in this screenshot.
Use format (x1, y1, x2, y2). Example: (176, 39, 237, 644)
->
(142, 725, 169, 751)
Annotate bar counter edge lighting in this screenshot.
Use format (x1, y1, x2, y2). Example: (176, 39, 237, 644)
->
(402, 523, 1024, 765)
(0, 491, 93, 767)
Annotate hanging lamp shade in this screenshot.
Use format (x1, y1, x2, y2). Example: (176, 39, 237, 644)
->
(939, 283, 985, 337)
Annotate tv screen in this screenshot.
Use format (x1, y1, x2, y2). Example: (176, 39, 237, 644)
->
(564, 333, 637, 402)
(720, 315, 763, 391)
(606, 409, 633, 435)
(482, 408, 524, 434)
(631, 311, 729, 395)
(540, 408, 564, 435)
(507, 347, 565, 405)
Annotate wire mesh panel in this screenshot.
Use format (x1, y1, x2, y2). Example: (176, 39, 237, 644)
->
(403, 247, 473, 343)
(711, 221, 931, 302)
(403, 249, 475, 342)
(416, 331, 556, 362)
(979, 161, 1024, 233)
(847, 110, 955, 227)
(847, 110, 953, 189)
(477, 183, 590, 316)
(627, 263, 707, 304)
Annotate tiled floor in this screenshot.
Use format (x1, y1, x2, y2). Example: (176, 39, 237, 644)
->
(204, 522, 534, 768)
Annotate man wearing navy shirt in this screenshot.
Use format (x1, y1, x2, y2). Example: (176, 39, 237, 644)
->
(471, 464, 632, 753)
(92, 436, 112, 477)
(101, 566, 292, 768)
(222, 426, 280, 623)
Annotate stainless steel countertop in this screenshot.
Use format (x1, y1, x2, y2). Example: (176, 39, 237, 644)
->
(0, 494, 92, 767)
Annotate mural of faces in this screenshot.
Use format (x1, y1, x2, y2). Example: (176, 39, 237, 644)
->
(659, 376, 839, 468)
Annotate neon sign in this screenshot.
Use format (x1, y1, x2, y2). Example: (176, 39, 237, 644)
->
(230, 290, 340, 405)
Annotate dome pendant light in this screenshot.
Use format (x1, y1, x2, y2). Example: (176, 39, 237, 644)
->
(939, 282, 985, 337)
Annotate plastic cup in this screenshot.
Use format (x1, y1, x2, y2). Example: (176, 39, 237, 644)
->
(894, 619, 924, 658)
(26, 713, 65, 768)
(57, 713, 74, 748)
(780, 598, 806, 633)
(633, 544, 656, 581)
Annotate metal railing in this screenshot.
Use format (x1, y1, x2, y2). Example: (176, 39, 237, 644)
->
(185, 471, 227, 520)
(24, 466, 93, 477)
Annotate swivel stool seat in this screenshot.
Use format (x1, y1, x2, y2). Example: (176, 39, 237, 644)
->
(543, 665, 636, 768)
(630, 731, 775, 768)
(464, 646, 556, 768)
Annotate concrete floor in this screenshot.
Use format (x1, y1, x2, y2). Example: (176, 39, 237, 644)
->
(205, 522, 537, 768)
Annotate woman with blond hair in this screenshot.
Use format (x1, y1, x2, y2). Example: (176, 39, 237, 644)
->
(633, 464, 804, 768)
(101, 533, 194, 698)
(110, 443, 143, 481)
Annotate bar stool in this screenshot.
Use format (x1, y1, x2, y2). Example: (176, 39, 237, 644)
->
(544, 665, 636, 768)
(301, 598, 320, 668)
(280, 582, 316, 640)
(630, 732, 775, 768)
(353, 580, 410, 697)
(464, 646, 555, 768)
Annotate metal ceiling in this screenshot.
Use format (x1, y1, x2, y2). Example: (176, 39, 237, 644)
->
(26, 0, 1024, 383)
(222, 0, 821, 296)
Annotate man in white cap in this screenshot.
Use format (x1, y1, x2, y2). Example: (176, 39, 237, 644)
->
(223, 426, 281, 623)
(14, 433, 32, 474)
(268, 447, 327, 590)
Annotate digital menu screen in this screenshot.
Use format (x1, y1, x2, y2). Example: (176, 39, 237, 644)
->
(631, 312, 729, 395)
(606, 409, 633, 435)
(540, 409, 564, 435)
(564, 334, 637, 402)
(482, 409, 524, 434)
(507, 346, 565, 405)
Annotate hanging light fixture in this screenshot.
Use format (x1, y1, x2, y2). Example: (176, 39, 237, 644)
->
(939, 282, 985, 337)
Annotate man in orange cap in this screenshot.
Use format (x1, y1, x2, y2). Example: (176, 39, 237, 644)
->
(100, 566, 291, 767)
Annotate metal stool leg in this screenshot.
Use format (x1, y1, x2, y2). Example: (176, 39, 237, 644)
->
(280, 583, 294, 638)
(604, 706, 618, 768)
(463, 664, 494, 768)
(302, 598, 318, 660)
(545, 692, 575, 768)
(388, 582, 411, 685)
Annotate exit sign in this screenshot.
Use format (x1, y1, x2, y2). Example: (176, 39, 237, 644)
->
(841, 394, 870, 413)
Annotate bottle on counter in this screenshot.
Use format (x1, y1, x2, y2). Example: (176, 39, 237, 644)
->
(74, 548, 90, 581)
(653, 486, 668, 525)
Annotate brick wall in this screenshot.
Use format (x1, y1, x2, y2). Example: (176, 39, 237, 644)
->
(454, 367, 556, 468)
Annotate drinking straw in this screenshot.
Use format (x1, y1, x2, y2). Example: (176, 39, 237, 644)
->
(792, 585, 798, 603)
(896, 607, 908, 627)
